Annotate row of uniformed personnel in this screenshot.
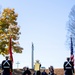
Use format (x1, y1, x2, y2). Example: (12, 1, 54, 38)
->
(34, 58, 74, 75)
(1, 56, 75, 75)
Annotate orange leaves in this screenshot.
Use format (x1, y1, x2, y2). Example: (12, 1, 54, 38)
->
(2, 8, 18, 24)
(0, 8, 23, 56)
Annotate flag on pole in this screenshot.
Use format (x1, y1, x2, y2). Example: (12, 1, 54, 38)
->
(70, 36, 74, 65)
(9, 36, 13, 62)
(9, 36, 13, 75)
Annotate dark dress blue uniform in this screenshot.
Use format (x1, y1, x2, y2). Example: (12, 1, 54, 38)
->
(63, 58, 74, 75)
(2, 56, 12, 75)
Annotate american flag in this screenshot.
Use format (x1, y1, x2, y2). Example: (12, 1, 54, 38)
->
(70, 37, 74, 65)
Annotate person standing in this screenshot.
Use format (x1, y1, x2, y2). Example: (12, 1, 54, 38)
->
(48, 66, 55, 75)
(36, 70, 41, 75)
(1, 56, 12, 75)
(23, 67, 31, 75)
(63, 57, 74, 75)
(34, 60, 41, 75)
(42, 69, 47, 75)
(22, 67, 27, 75)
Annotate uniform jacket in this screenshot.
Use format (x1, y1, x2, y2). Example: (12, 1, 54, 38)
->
(63, 60, 74, 75)
(2, 59, 12, 72)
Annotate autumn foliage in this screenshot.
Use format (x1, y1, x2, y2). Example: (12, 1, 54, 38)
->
(0, 8, 23, 55)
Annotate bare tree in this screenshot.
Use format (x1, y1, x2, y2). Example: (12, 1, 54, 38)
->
(67, 5, 75, 47)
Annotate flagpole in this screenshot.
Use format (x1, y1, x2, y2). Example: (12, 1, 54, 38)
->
(9, 25, 13, 75)
(70, 36, 74, 66)
(8, 25, 19, 74)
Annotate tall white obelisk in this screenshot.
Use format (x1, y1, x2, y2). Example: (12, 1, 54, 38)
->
(31, 42, 34, 69)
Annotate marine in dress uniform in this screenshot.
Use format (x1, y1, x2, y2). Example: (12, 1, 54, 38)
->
(63, 57, 74, 75)
(1, 56, 12, 75)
